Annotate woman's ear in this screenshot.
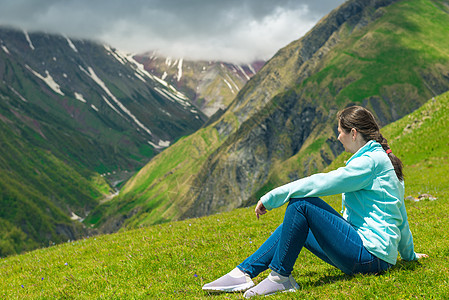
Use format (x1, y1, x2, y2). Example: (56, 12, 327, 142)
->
(351, 128, 357, 141)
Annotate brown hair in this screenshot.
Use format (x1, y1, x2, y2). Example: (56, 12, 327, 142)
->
(337, 106, 404, 181)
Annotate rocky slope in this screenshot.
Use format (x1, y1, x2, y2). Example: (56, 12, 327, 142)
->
(186, 0, 449, 217)
(133, 52, 265, 117)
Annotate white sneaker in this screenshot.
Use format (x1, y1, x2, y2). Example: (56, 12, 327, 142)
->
(202, 269, 254, 292)
(243, 271, 299, 298)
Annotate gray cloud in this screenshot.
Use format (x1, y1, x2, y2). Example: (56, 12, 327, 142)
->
(0, 0, 345, 63)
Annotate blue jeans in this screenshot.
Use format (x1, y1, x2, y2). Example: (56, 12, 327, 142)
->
(238, 197, 392, 277)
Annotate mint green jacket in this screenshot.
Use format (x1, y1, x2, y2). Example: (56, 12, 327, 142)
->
(260, 140, 416, 265)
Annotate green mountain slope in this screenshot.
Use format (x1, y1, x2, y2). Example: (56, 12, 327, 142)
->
(1, 91, 448, 298)
(0, 116, 111, 256)
(90, 0, 449, 231)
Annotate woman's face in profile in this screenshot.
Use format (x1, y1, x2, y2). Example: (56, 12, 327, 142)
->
(337, 124, 353, 153)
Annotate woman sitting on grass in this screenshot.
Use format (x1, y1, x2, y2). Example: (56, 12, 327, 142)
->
(202, 106, 428, 298)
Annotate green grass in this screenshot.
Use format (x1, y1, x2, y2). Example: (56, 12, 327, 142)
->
(1, 197, 447, 299)
(1, 91, 449, 299)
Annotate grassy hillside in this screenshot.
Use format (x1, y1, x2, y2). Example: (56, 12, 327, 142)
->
(1, 92, 448, 299)
(298, 0, 449, 112)
(92, 0, 449, 230)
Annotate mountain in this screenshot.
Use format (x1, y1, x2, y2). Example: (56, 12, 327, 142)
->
(83, 0, 449, 231)
(0, 27, 207, 255)
(133, 52, 265, 117)
(0, 27, 206, 181)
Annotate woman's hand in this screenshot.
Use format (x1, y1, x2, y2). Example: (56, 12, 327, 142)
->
(415, 253, 429, 259)
(255, 200, 267, 219)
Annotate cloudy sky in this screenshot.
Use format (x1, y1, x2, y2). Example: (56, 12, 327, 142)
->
(0, 0, 345, 63)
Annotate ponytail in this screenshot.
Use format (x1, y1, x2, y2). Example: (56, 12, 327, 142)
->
(374, 133, 404, 181)
(338, 106, 404, 181)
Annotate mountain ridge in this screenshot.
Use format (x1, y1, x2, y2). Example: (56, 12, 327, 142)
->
(133, 52, 265, 117)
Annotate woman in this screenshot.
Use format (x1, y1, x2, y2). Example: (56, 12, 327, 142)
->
(202, 106, 428, 298)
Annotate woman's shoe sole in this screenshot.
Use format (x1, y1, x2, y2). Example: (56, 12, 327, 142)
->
(202, 281, 255, 292)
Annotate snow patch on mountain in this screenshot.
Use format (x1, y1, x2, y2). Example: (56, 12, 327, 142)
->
(152, 76, 168, 87)
(159, 108, 171, 117)
(25, 65, 65, 96)
(23, 30, 35, 50)
(165, 57, 172, 67)
(177, 58, 183, 82)
(105, 46, 154, 82)
(8, 85, 28, 102)
(101, 95, 124, 117)
(223, 78, 235, 94)
(127, 56, 155, 81)
(237, 65, 250, 80)
(1, 45, 10, 54)
(247, 64, 256, 74)
(225, 74, 239, 91)
(66, 37, 78, 53)
(74, 92, 87, 103)
(134, 73, 146, 82)
(154, 86, 192, 108)
(103, 46, 194, 111)
(80, 65, 153, 137)
(104, 45, 126, 65)
(91, 104, 99, 112)
(151, 75, 191, 107)
(148, 139, 171, 150)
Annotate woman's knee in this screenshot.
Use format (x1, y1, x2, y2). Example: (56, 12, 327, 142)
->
(285, 197, 317, 217)
(288, 197, 341, 219)
(288, 197, 321, 209)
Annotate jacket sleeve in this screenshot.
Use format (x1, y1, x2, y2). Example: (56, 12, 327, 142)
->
(260, 156, 375, 210)
(397, 202, 417, 261)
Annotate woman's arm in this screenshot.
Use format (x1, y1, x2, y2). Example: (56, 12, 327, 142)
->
(260, 155, 375, 210)
(397, 201, 416, 260)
